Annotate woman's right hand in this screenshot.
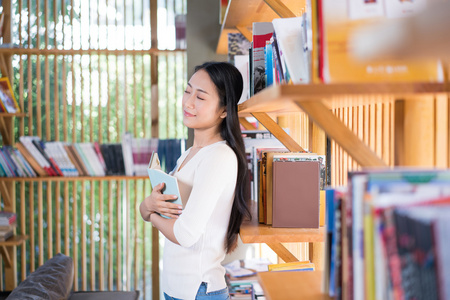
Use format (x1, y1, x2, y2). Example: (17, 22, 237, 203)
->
(140, 183, 182, 220)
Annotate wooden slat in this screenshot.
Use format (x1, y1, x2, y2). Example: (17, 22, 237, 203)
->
(403, 97, 436, 166)
(108, 181, 113, 290)
(295, 101, 387, 167)
(251, 112, 305, 152)
(64, 182, 70, 257)
(62, 0, 67, 141)
(73, 181, 78, 291)
(45, 0, 50, 141)
(263, 0, 296, 18)
(116, 180, 122, 290)
(81, 181, 87, 290)
(239, 117, 256, 130)
(47, 181, 53, 259)
(0, 48, 185, 55)
(125, 180, 130, 290)
(20, 182, 26, 281)
(38, 182, 43, 266)
(90, 181, 95, 290)
(29, 183, 35, 272)
(134, 181, 139, 291)
(266, 242, 299, 263)
(0, 181, 12, 207)
(436, 95, 449, 168)
(142, 182, 147, 298)
(99, 181, 105, 290)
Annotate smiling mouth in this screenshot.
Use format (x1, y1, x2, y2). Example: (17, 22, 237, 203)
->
(183, 110, 195, 117)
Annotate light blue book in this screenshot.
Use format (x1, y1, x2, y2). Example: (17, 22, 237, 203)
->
(147, 152, 182, 219)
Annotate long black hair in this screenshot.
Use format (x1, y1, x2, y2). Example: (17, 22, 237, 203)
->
(194, 61, 251, 253)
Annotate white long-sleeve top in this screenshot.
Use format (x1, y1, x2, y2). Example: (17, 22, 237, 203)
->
(162, 140, 237, 299)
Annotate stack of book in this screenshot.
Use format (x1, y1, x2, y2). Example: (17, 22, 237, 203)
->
(253, 149, 326, 228)
(324, 169, 450, 300)
(268, 261, 315, 272)
(0, 135, 183, 178)
(0, 211, 16, 242)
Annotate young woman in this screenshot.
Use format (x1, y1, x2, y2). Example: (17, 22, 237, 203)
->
(140, 61, 251, 300)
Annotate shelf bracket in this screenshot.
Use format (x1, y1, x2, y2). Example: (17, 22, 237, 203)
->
(0, 116, 11, 145)
(295, 101, 387, 167)
(0, 181, 12, 207)
(266, 242, 299, 263)
(251, 112, 305, 152)
(263, 0, 297, 18)
(236, 26, 252, 42)
(0, 245, 12, 268)
(239, 117, 256, 130)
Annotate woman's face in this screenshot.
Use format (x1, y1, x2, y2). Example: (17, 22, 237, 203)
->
(182, 69, 227, 130)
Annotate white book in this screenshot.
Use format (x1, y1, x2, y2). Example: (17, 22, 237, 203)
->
(80, 143, 105, 177)
(272, 16, 310, 84)
(122, 132, 134, 176)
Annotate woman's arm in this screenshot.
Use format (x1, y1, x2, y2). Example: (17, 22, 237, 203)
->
(149, 214, 179, 245)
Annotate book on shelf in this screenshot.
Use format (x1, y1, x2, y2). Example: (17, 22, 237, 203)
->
(272, 16, 311, 84)
(272, 160, 320, 228)
(0, 77, 20, 113)
(268, 260, 315, 272)
(6, 136, 183, 178)
(324, 169, 450, 300)
(252, 22, 273, 96)
(321, 0, 444, 83)
(147, 152, 182, 219)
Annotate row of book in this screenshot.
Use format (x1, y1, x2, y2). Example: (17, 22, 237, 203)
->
(0, 134, 184, 178)
(227, 0, 443, 103)
(250, 147, 326, 228)
(0, 211, 16, 242)
(323, 169, 450, 300)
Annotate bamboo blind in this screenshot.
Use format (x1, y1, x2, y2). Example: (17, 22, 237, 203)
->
(0, 0, 187, 299)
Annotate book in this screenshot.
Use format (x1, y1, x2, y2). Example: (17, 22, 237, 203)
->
(147, 152, 182, 219)
(0, 77, 20, 113)
(272, 16, 310, 84)
(252, 22, 273, 96)
(272, 160, 320, 228)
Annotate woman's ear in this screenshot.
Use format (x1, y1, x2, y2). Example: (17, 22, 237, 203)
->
(220, 110, 227, 119)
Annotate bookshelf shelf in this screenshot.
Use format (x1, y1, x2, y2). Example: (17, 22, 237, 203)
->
(0, 235, 28, 247)
(217, 0, 306, 54)
(0, 112, 27, 118)
(238, 82, 450, 116)
(240, 202, 324, 265)
(0, 175, 148, 182)
(258, 271, 330, 300)
(0, 235, 28, 268)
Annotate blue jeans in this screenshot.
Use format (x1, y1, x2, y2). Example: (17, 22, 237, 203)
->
(164, 282, 230, 300)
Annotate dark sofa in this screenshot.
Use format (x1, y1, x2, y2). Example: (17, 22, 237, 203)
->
(6, 253, 139, 300)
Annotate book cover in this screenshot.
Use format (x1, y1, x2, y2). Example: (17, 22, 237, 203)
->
(252, 22, 273, 95)
(272, 160, 320, 228)
(272, 16, 310, 84)
(0, 77, 20, 113)
(148, 152, 182, 219)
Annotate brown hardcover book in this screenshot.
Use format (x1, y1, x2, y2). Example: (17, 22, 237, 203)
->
(64, 145, 89, 176)
(15, 142, 47, 176)
(272, 161, 320, 228)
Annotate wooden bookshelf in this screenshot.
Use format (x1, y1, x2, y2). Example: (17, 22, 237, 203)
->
(0, 112, 27, 118)
(0, 175, 148, 182)
(240, 202, 324, 267)
(258, 271, 330, 300)
(0, 235, 28, 268)
(217, 0, 306, 54)
(238, 82, 450, 115)
(0, 235, 27, 247)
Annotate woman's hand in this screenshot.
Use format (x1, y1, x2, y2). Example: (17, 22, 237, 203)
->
(140, 182, 182, 221)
